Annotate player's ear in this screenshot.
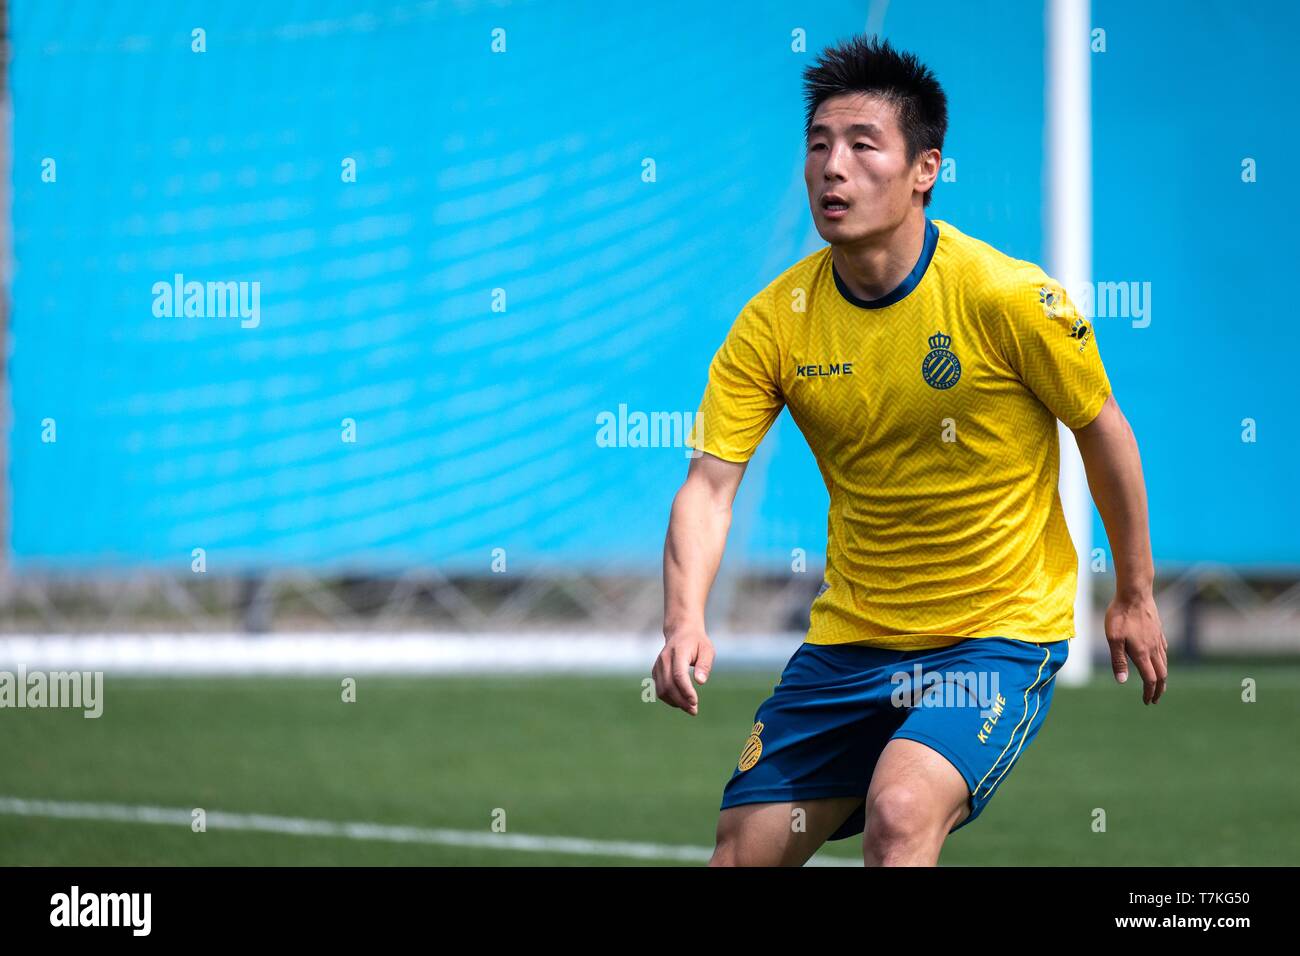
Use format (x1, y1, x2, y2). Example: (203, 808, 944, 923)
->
(915, 148, 941, 195)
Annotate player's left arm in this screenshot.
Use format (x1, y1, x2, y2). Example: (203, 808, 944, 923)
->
(997, 274, 1167, 704)
(1071, 395, 1168, 705)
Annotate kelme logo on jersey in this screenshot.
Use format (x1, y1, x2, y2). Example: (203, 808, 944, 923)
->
(737, 721, 764, 772)
(921, 331, 961, 389)
(796, 362, 854, 377)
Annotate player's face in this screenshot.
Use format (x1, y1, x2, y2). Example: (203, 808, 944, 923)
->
(805, 93, 926, 243)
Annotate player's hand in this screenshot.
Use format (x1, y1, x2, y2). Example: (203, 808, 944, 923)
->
(653, 628, 715, 716)
(1104, 592, 1168, 705)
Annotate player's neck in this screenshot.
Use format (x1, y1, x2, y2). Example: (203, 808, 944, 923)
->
(830, 213, 927, 303)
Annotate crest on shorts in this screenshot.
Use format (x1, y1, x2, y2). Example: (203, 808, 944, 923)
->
(737, 721, 764, 772)
(921, 331, 961, 390)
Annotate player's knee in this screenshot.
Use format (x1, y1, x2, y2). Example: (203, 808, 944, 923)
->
(709, 812, 742, 866)
(709, 814, 777, 867)
(708, 837, 740, 867)
(710, 814, 764, 866)
(864, 785, 941, 851)
(710, 835, 793, 867)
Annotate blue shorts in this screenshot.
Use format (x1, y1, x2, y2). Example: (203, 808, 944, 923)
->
(720, 636, 1069, 841)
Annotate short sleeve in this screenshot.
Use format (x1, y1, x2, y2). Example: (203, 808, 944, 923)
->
(997, 273, 1112, 429)
(685, 296, 785, 462)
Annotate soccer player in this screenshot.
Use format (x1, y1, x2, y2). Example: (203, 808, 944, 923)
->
(652, 35, 1167, 867)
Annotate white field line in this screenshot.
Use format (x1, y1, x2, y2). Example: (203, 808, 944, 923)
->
(0, 796, 860, 867)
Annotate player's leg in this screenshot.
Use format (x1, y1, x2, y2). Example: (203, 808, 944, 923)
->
(861, 738, 970, 866)
(869, 635, 1072, 865)
(709, 796, 862, 867)
(710, 642, 905, 867)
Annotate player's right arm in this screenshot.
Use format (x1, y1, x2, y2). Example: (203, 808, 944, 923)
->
(654, 293, 784, 716)
(656, 452, 746, 716)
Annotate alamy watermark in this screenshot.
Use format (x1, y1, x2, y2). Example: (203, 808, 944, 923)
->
(890, 664, 1002, 721)
(152, 273, 260, 328)
(1059, 280, 1153, 328)
(595, 404, 702, 457)
(0, 668, 104, 718)
(50, 885, 150, 936)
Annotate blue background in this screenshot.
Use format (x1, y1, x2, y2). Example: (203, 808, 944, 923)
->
(8, 0, 1297, 573)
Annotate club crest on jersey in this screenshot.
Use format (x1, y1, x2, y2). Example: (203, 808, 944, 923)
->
(737, 721, 764, 772)
(921, 331, 961, 390)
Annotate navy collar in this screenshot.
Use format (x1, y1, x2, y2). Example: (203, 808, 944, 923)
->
(831, 218, 939, 309)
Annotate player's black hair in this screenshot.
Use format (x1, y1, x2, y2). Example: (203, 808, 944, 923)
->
(802, 35, 948, 206)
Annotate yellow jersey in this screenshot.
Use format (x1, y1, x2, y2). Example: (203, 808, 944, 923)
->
(686, 218, 1111, 649)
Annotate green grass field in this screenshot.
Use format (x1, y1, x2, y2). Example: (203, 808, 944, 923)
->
(1, 662, 1296, 865)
